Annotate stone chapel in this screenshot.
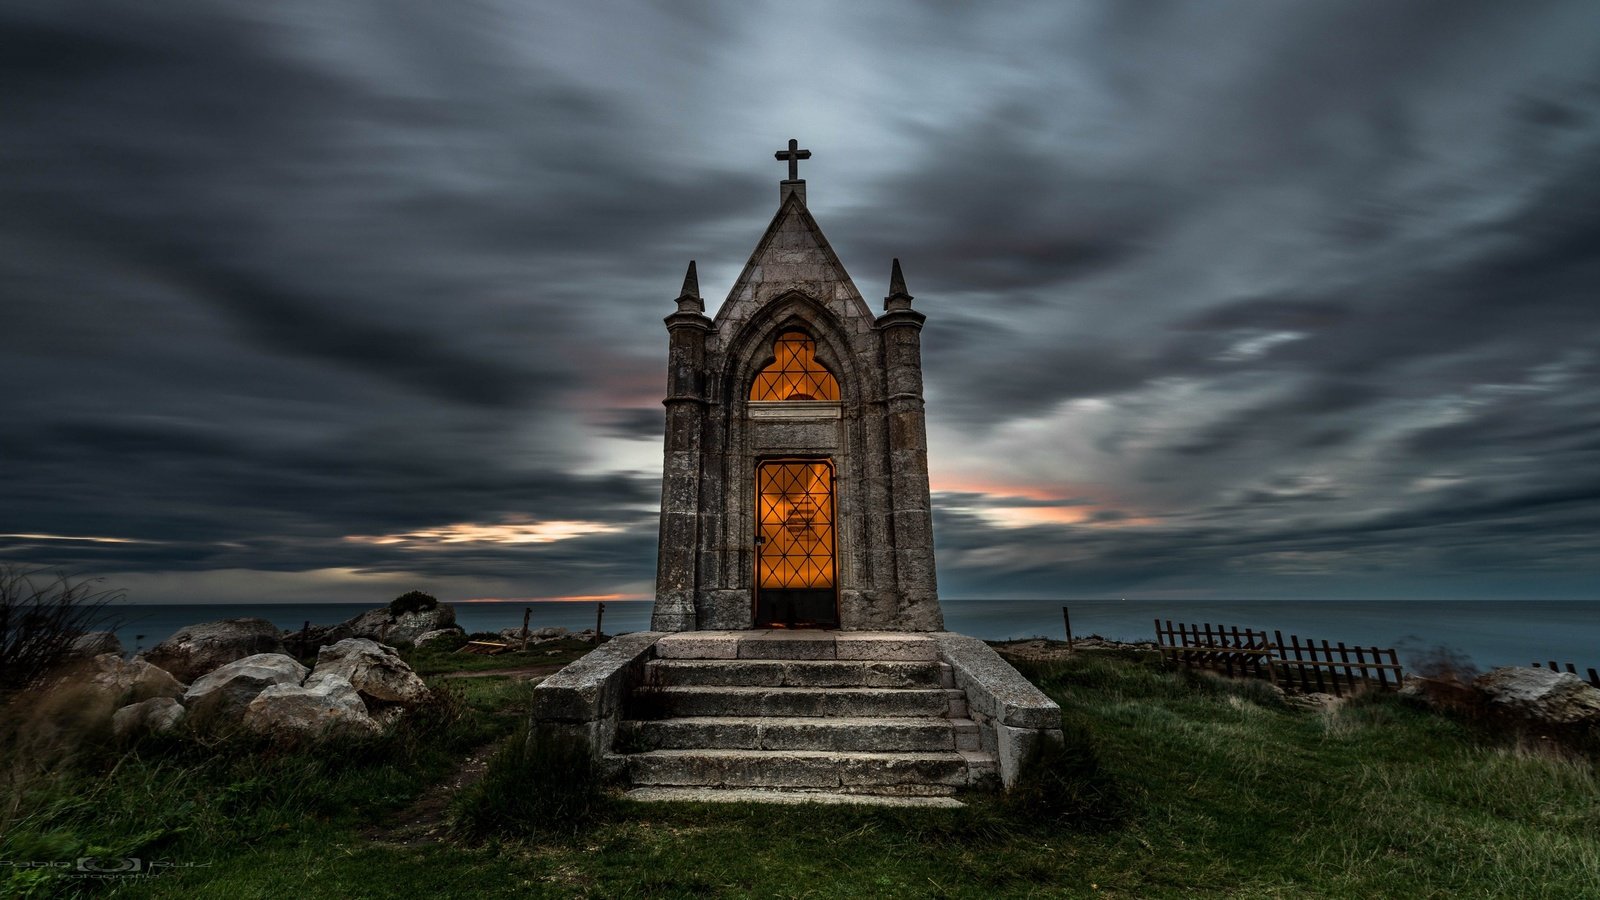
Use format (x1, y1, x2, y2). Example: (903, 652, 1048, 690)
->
(652, 140, 944, 634)
(533, 143, 1062, 797)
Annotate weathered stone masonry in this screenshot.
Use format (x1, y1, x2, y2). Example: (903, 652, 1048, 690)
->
(651, 174, 944, 633)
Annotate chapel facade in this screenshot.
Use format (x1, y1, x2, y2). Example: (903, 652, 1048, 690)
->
(651, 141, 944, 633)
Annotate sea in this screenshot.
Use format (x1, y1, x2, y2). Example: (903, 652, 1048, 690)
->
(102, 598, 1600, 673)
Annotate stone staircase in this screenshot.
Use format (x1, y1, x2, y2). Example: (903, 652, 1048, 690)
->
(611, 631, 998, 806)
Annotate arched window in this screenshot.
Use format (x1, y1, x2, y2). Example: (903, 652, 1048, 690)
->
(749, 332, 840, 401)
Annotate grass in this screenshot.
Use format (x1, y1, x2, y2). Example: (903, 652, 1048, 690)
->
(403, 638, 599, 677)
(3, 649, 1596, 898)
(450, 722, 605, 841)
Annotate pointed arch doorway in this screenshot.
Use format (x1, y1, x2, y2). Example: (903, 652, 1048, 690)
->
(754, 458, 839, 628)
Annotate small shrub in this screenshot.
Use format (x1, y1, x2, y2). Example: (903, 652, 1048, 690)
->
(1176, 668, 1292, 709)
(450, 723, 606, 840)
(1403, 642, 1480, 680)
(1003, 727, 1121, 831)
(389, 591, 439, 615)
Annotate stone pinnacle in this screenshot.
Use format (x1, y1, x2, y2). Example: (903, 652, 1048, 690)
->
(884, 258, 914, 311)
(888, 258, 910, 300)
(680, 260, 700, 300)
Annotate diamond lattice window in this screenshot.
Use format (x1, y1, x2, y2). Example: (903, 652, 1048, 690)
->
(749, 332, 840, 402)
(757, 461, 835, 589)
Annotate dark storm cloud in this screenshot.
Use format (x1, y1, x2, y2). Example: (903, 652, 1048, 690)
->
(2, 0, 1598, 601)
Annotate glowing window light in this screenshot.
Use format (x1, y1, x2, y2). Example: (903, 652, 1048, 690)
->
(749, 332, 840, 402)
(756, 461, 835, 590)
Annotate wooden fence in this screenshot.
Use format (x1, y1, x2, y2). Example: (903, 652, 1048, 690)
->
(1155, 619, 1404, 696)
(1531, 660, 1600, 689)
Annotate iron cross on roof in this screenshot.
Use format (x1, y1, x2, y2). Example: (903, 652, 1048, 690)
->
(774, 138, 811, 181)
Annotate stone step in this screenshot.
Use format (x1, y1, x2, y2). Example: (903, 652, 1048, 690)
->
(654, 630, 938, 662)
(645, 685, 967, 719)
(619, 716, 981, 753)
(646, 658, 949, 689)
(614, 748, 997, 794)
(622, 787, 965, 808)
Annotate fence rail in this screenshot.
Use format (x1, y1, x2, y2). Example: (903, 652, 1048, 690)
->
(1531, 660, 1600, 689)
(1155, 619, 1403, 696)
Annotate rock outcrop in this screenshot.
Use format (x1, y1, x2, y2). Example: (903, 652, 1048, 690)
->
(182, 653, 307, 725)
(243, 674, 381, 741)
(113, 697, 186, 740)
(144, 618, 285, 682)
(1474, 667, 1600, 726)
(286, 603, 458, 649)
(306, 638, 429, 706)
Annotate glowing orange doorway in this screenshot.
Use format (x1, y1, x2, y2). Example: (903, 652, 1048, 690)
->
(754, 459, 838, 628)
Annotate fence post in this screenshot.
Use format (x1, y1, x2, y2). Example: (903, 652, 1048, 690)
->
(520, 607, 531, 652)
(594, 602, 605, 643)
(1063, 606, 1074, 653)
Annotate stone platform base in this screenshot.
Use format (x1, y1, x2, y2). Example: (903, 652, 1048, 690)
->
(532, 630, 1061, 803)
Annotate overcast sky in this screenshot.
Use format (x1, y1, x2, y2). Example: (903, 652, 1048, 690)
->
(3, 0, 1599, 605)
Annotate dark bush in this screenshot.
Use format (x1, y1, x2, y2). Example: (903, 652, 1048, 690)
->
(450, 723, 607, 840)
(1003, 727, 1121, 831)
(0, 566, 123, 692)
(389, 590, 439, 615)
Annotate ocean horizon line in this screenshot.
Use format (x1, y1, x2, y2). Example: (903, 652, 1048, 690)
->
(103, 596, 1600, 606)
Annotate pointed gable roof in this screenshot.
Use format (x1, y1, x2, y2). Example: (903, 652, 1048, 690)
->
(710, 191, 875, 347)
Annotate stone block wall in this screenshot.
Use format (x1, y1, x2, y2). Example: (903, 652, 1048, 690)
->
(933, 633, 1064, 786)
(530, 632, 665, 760)
(652, 185, 945, 633)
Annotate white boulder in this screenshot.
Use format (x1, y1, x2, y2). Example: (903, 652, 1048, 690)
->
(113, 697, 186, 740)
(86, 653, 186, 705)
(182, 653, 308, 725)
(414, 627, 465, 647)
(244, 674, 381, 741)
(307, 638, 429, 705)
(1474, 666, 1600, 725)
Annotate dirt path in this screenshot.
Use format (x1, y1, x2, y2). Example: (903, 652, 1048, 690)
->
(363, 664, 564, 845)
(364, 739, 502, 847)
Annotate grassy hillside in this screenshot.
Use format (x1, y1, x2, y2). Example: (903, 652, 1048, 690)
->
(2, 648, 1596, 898)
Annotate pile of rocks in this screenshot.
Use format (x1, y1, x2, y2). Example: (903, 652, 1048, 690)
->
(281, 602, 463, 651)
(491, 626, 596, 646)
(991, 635, 1155, 662)
(70, 617, 433, 744)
